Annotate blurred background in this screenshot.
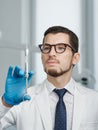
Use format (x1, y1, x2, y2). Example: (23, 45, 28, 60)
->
(0, 0, 98, 129)
(0, 0, 98, 96)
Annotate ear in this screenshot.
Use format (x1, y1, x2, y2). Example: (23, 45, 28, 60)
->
(72, 52, 80, 65)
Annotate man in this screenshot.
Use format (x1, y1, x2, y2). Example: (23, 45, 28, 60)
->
(0, 26, 98, 130)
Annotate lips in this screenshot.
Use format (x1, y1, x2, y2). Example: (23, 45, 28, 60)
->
(46, 59, 59, 65)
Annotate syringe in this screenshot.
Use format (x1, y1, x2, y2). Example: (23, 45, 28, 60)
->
(25, 47, 29, 93)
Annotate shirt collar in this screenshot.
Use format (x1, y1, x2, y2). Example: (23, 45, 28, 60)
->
(45, 78, 75, 96)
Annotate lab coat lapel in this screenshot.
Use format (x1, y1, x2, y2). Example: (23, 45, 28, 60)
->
(72, 85, 85, 130)
(35, 85, 52, 130)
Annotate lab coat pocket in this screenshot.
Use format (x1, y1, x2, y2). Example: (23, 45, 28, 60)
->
(80, 122, 98, 130)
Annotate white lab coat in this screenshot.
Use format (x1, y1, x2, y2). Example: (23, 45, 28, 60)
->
(0, 79, 98, 130)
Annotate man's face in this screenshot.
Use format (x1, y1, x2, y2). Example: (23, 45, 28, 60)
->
(41, 33, 79, 77)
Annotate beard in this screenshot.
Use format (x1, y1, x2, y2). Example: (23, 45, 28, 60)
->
(44, 64, 72, 77)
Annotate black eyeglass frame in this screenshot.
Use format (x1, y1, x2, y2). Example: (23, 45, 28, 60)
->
(39, 43, 76, 54)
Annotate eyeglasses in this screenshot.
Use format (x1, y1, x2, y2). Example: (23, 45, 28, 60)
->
(39, 43, 76, 54)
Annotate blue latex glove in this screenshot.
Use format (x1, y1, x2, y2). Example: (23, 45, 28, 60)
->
(3, 65, 34, 106)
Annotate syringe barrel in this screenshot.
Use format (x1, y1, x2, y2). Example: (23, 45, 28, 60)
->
(25, 48, 29, 78)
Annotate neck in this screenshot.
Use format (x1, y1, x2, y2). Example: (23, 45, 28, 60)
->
(47, 73, 71, 88)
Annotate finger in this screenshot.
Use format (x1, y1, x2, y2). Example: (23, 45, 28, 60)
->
(23, 94, 31, 101)
(19, 70, 25, 77)
(28, 70, 34, 81)
(7, 65, 14, 79)
(13, 66, 25, 77)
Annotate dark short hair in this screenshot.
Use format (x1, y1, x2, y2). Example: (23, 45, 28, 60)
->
(43, 26, 79, 52)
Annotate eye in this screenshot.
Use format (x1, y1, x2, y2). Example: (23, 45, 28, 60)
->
(58, 46, 65, 50)
(41, 45, 51, 53)
(57, 44, 66, 50)
(43, 45, 50, 50)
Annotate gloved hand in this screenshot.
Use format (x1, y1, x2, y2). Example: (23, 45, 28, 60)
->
(3, 65, 34, 106)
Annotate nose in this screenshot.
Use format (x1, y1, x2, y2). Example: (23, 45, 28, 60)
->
(49, 46, 56, 56)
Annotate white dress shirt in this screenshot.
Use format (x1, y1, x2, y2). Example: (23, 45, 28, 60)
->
(46, 78, 75, 130)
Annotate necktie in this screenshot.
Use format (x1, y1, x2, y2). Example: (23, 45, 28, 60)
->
(54, 88, 67, 130)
